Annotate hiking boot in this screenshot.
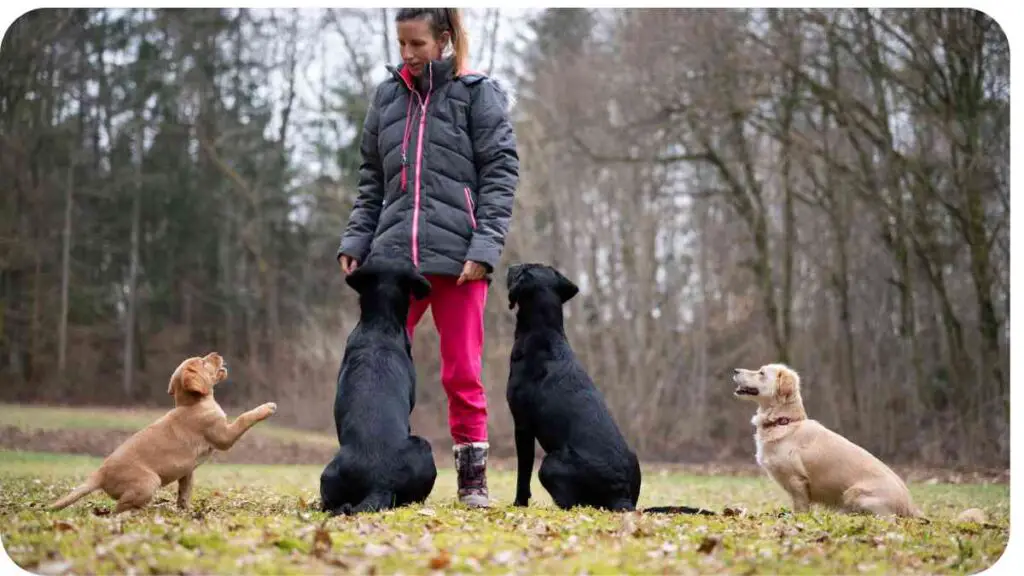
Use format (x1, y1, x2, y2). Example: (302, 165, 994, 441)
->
(453, 442, 490, 508)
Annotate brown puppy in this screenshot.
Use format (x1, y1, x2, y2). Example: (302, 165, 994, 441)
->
(733, 363, 922, 518)
(50, 352, 276, 514)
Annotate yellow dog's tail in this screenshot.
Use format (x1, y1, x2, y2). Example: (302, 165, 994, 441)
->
(49, 475, 101, 511)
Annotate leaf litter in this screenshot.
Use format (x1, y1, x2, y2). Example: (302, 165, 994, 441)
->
(0, 459, 1009, 575)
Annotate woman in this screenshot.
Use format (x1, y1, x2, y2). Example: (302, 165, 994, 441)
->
(336, 8, 518, 508)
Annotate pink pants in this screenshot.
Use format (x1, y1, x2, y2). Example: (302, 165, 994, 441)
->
(407, 274, 488, 444)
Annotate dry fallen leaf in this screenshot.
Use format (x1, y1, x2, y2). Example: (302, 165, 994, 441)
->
(956, 508, 987, 524)
(312, 527, 332, 557)
(35, 560, 73, 575)
(493, 550, 515, 565)
(52, 520, 77, 533)
(418, 507, 437, 517)
(697, 535, 721, 555)
(531, 520, 551, 537)
(428, 549, 451, 570)
(723, 506, 746, 517)
(619, 514, 638, 538)
(363, 542, 391, 557)
(325, 555, 350, 569)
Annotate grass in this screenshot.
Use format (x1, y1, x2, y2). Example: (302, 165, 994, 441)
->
(0, 403, 335, 447)
(0, 450, 1009, 575)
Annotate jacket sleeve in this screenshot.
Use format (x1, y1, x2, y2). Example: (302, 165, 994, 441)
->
(338, 84, 386, 263)
(466, 78, 519, 272)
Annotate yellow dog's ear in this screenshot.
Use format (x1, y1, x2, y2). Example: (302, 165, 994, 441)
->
(181, 366, 212, 396)
(776, 367, 799, 399)
(167, 372, 179, 395)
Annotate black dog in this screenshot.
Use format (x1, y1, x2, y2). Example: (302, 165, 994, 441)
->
(505, 263, 642, 511)
(319, 256, 438, 515)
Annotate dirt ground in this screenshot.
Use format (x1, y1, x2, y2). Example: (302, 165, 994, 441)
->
(0, 425, 333, 466)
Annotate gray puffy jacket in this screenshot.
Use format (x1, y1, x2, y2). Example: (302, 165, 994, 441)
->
(337, 57, 519, 277)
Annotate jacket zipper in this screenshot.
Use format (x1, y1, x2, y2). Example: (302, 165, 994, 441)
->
(463, 186, 477, 229)
(410, 65, 434, 267)
(399, 96, 414, 191)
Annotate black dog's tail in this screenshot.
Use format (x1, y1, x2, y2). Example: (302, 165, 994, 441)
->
(644, 505, 718, 516)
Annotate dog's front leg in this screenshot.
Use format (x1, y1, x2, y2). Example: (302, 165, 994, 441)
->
(786, 475, 811, 513)
(513, 425, 535, 507)
(177, 471, 194, 510)
(205, 402, 277, 450)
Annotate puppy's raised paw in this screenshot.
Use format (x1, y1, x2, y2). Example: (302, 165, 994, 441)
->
(259, 402, 278, 418)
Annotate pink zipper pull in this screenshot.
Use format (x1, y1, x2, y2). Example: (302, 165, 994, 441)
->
(401, 152, 408, 191)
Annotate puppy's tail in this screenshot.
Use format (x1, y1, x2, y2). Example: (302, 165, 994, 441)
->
(644, 505, 718, 516)
(50, 474, 101, 511)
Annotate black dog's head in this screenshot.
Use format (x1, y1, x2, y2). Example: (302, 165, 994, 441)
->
(506, 263, 579, 310)
(346, 254, 431, 302)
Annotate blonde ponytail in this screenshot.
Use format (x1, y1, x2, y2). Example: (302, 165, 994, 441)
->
(445, 8, 469, 75)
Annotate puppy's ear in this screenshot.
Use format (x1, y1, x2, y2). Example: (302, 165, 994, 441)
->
(403, 269, 432, 301)
(554, 270, 580, 303)
(182, 367, 212, 396)
(776, 367, 799, 399)
(167, 372, 180, 395)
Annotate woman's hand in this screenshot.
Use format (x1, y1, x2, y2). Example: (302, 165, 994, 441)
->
(457, 261, 487, 285)
(339, 254, 359, 276)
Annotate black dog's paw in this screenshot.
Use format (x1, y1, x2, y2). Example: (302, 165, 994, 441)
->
(513, 498, 530, 507)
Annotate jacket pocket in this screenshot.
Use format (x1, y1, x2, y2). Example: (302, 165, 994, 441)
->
(463, 186, 477, 229)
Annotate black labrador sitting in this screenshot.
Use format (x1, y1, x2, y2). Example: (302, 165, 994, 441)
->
(505, 263, 642, 511)
(319, 256, 438, 515)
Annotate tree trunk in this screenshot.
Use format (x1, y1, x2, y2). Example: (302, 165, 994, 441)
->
(381, 9, 392, 63)
(123, 118, 143, 398)
(57, 155, 74, 378)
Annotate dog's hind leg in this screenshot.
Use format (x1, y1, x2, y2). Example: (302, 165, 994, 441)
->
(841, 486, 898, 516)
(319, 450, 361, 514)
(538, 451, 580, 510)
(606, 499, 637, 512)
(396, 436, 438, 506)
(628, 453, 642, 507)
(351, 491, 395, 514)
(114, 472, 161, 514)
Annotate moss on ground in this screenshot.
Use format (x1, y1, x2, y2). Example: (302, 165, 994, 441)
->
(0, 450, 1008, 575)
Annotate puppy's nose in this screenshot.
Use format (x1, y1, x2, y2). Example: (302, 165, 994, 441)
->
(733, 368, 740, 375)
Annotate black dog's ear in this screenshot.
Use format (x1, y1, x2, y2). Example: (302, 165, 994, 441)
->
(403, 269, 432, 301)
(554, 269, 579, 303)
(507, 285, 520, 310)
(506, 265, 524, 310)
(345, 264, 375, 294)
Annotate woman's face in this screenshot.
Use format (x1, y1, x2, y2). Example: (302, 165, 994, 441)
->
(397, 19, 449, 77)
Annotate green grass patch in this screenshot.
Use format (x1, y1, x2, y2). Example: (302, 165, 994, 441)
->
(0, 450, 1008, 574)
(0, 403, 335, 447)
